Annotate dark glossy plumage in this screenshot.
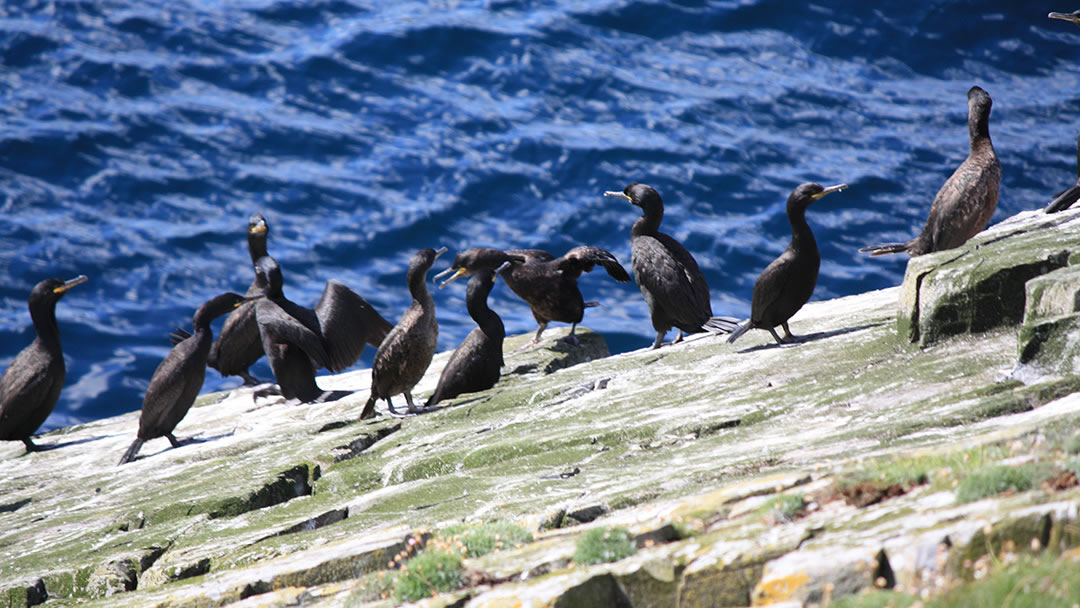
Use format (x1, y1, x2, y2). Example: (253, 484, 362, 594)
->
(427, 249, 518, 407)
(210, 213, 270, 383)
(861, 86, 1001, 256)
(1045, 133, 1080, 213)
(253, 256, 392, 402)
(493, 246, 631, 345)
(120, 292, 256, 465)
(605, 183, 737, 349)
(0, 276, 86, 453)
(726, 183, 846, 345)
(360, 247, 446, 418)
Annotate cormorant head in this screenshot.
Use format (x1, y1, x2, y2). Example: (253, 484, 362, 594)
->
(967, 86, 992, 139)
(787, 183, 847, 214)
(253, 256, 284, 296)
(29, 275, 88, 308)
(408, 247, 448, 284)
(248, 214, 268, 236)
(433, 248, 524, 289)
(605, 182, 664, 219)
(1049, 10, 1080, 26)
(193, 292, 263, 328)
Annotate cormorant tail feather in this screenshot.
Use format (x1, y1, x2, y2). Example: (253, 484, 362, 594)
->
(858, 242, 910, 256)
(118, 438, 144, 465)
(702, 315, 740, 335)
(725, 320, 753, 344)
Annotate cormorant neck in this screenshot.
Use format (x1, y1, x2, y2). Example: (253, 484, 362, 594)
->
(969, 111, 991, 144)
(248, 233, 268, 264)
(466, 275, 503, 336)
(631, 207, 662, 237)
(408, 270, 434, 310)
(788, 206, 817, 254)
(29, 300, 61, 346)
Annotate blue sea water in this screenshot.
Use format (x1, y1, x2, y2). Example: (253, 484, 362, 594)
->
(1, 0, 1079, 432)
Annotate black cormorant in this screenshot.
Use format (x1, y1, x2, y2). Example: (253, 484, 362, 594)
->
(427, 249, 516, 407)
(0, 275, 86, 452)
(208, 213, 271, 384)
(1045, 133, 1080, 213)
(1049, 10, 1080, 26)
(860, 86, 1000, 256)
(119, 292, 258, 465)
(605, 183, 738, 348)
(444, 247, 630, 346)
(360, 247, 446, 419)
(253, 256, 392, 403)
(726, 183, 847, 345)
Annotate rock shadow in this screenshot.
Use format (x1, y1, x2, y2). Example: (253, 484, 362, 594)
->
(734, 322, 885, 354)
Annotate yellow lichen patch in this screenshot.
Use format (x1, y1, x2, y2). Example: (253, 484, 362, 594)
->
(751, 571, 811, 605)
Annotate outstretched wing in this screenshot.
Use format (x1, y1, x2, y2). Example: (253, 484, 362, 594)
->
(256, 300, 332, 370)
(560, 246, 632, 282)
(315, 280, 393, 373)
(209, 299, 264, 375)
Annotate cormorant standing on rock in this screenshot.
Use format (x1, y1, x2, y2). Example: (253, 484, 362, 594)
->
(1049, 10, 1080, 26)
(0, 275, 86, 453)
(119, 292, 258, 465)
(1045, 133, 1080, 213)
(209, 213, 271, 384)
(253, 256, 392, 403)
(360, 247, 446, 419)
(482, 247, 631, 346)
(725, 183, 847, 345)
(427, 249, 517, 407)
(860, 86, 1000, 256)
(605, 183, 737, 349)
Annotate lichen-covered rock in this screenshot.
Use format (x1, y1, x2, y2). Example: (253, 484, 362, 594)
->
(897, 210, 1080, 346)
(1017, 264, 1080, 375)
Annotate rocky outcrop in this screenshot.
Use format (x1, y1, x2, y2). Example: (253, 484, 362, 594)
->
(3, 209, 1080, 608)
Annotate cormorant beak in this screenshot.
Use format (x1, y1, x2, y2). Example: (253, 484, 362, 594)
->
(249, 223, 268, 235)
(494, 260, 512, 281)
(811, 184, 848, 200)
(437, 267, 469, 289)
(434, 247, 448, 260)
(237, 294, 264, 307)
(53, 275, 88, 294)
(1049, 11, 1080, 24)
(432, 266, 457, 282)
(604, 191, 632, 202)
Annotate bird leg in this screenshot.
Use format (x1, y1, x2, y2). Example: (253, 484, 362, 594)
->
(781, 322, 802, 343)
(651, 331, 665, 349)
(240, 371, 264, 386)
(22, 438, 40, 452)
(404, 391, 420, 414)
(672, 330, 684, 344)
(166, 433, 181, 448)
(560, 324, 581, 346)
(767, 327, 786, 345)
(528, 322, 549, 347)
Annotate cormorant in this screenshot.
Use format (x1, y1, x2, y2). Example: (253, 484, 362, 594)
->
(860, 86, 1000, 256)
(427, 249, 516, 407)
(360, 247, 446, 419)
(1049, 10, 1080, 26)
(725, 183, 847, 345)
(119, 292, 259, 465)
(170, 214, 269, 383)
(605, 183, 738, 348)
(1045, 133, 1080, 213)
(0, 275, 86, 452)
(443, 247, 630, 346)
(253, 256, 393, 403)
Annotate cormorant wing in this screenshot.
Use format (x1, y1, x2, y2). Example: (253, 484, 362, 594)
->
(633, 233, 711, 330)
(169, 328, 191, 346)
(138, 341, 202, 438)
(560, 246, 632, 282)
(314, 280, 393, 373)
(0, 348, 53, 437)
(209, 298, 263, 374)
(749, 250, 795, 324)
(256, 300, 332, 370)
(505, 249, 555, 264)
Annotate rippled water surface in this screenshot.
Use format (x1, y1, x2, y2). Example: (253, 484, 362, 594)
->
(2, 0, 1079, 430)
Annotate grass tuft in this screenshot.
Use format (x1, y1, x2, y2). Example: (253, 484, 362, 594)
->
(394, 550, 464, 603)
(955, 464, 1038, 504)
(438, 521, 533, 558)
(573, 526, 636, 565)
